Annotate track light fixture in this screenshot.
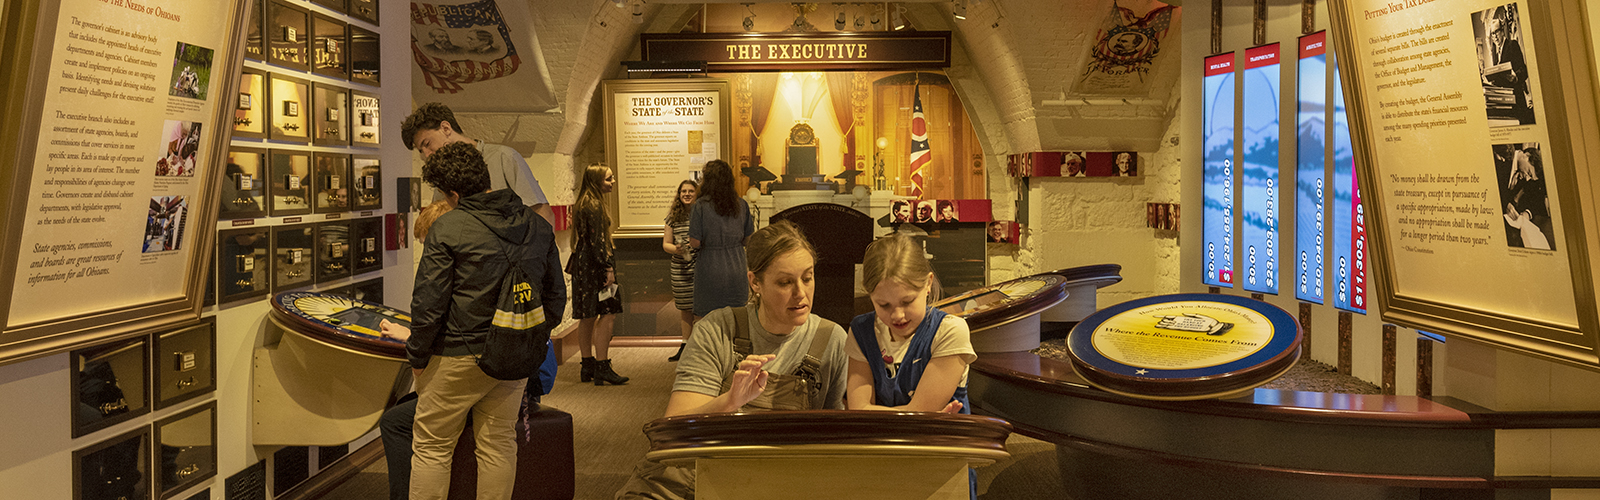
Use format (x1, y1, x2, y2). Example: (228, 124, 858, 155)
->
(632, 0, 643, 24)
(953, 0, 967, 20)
(891, 5, 906, 30)
(835, 3, 847, 30)
(742, 3, 756, 31)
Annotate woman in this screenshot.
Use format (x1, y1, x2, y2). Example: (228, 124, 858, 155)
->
(567, 164, 628, 385)
(688, 160, 754, 319)
(662, 180, 699, 361)
(616, 221, 849, 499)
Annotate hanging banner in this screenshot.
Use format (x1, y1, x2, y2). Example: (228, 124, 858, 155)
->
(1202, 53, 1236, 288)
(410, 0, 557, 112)
(1330, 67, 1366, 314)
(1241, 44, 1280, 295)
(1295, 32, 1327, 304)
(1073, 0, 1180, 95)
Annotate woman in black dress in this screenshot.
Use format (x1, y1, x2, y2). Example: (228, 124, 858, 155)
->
(567, 164, 628, 385)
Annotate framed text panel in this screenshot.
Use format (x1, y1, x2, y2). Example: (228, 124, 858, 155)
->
(602, 79, 733, 237)
(1328, 0, 1600, 368)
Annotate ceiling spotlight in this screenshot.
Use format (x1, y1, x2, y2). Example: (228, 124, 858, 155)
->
(953, 1, 967, 20)
(612, 0, 626, 7)
(854, 15, 867, 30)
(742, 3, 756, 31)
(891, 5, 906, 30)
(835, 4, 847, 30)
(632, 1, 643, 24)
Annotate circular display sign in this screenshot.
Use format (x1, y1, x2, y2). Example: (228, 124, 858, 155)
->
(270, 291, 411, 359)
(932, 273, 1070, 332)
(1066, 293, 1300, 401)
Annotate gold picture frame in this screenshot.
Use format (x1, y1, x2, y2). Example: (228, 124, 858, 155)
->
(1328, 0, 1600, 370)
(602, 79, 734, 237)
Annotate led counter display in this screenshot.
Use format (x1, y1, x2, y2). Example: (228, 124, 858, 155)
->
(1241, 44, 1281, 294)
(1295, 32, 1327, 304)
(1202, 53, 1236, 288)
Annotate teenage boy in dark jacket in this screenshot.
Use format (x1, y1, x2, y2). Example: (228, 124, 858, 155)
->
(395, 141, 565, 500)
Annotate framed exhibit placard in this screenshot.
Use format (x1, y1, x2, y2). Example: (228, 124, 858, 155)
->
(268, 72, 310, 143)
(0, 0, 250, 363)
(233, 67, 269, 140)
(351, 156, 382, 210)
(70, 335, 150, 438)
(311, 13, 347, 80)
(153, 319, 215, 410)
(153, 401, 217, 499)
(267, 0, 311, 71)
(350, 90, 380, 148)
(312, 153, 350, 214)
(349, 25, 380, 87)
(217, 227, 271, 304)
(73, 426, 150, 500)
(220, 147, 268, 220)
(1328, 0, 1600, 368)
(312, 83, 348, 146)
(268, 149, 311, 216)
(602, 79, 733, 236)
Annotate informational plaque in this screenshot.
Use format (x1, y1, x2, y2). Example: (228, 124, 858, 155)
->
(1328, 0, 1600, 367)
(1066, 293, 1301, 400)
(0, 0, 248, 361)
(603, 79, 732, 236)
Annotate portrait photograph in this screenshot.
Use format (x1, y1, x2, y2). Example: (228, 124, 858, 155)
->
(915, 200, 936, 223)
(936, 200, 959, 223)
(891, 199, 914, 223)
(1474, 3, 1535, 127)
(1493, 142, 1554, 251)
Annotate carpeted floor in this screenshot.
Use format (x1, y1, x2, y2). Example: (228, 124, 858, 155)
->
(318, 346, 1069, 500)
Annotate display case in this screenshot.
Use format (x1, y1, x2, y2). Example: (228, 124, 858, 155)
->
(352, 156, 381, 210)
(268, 149, 311, 216)
(217, 227, 271, 303)
(316, 221, 351, 283)
(70, 336, 150, 438)
(154, 321, 216, 410)
(311, 13, 347, 80)
(244, 0, 265, 61)
(349, 25, 379, 87)
(267, 0, 310, 70)
(268, 73, 310, 143)
(73, 427, 149, 500)
(350, 90, 379, 148)
(272, 225, 315, 291)
(309, 0, 345, 15)
(232, 67, 268, 140)
(154, 402, 217, 500)
(349, 0, 377, 25)
(220, 147, 267, 220)
(336, 277, 385, 305)
(312, 83, 348, 147)
(312, 153, 350, 214)
(350, 217, 383, 275)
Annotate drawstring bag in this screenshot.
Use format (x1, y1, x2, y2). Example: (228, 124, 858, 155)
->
(467, 213, 550, 381)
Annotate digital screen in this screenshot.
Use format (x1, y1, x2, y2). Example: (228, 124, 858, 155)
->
(1295, 32, 1327, 304)
(1241, 44, 1281, 294)
(1332, 64, 1367, 314)
(1203, 53, 1237, 288)
(328, 306, 402, 336)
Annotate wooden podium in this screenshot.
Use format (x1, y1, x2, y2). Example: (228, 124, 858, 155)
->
(643, 411, 1011, 500)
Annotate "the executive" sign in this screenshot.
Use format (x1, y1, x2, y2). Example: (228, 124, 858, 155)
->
(640, 32, 951, 72)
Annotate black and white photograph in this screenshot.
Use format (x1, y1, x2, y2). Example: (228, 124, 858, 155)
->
(144, 196, 189, 254)
(1493, 142, 1554, 251)
(1473, 3, 1535, 127)
(915, 200, 937, 223)
(890, 199, 913, 223)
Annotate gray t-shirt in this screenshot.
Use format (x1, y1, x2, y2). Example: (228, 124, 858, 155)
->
(673, 307, 848, 410)
(429, 142, 548, 206)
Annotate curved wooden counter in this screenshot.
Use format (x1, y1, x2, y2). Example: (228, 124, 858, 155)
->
(969, 351, 1600, 497)
(642, 410, 1013, 500)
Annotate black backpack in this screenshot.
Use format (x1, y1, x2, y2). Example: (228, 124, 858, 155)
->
(466, 212, 550, 381)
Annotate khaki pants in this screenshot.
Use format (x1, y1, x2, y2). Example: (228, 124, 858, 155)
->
(411, 355, 527, 500)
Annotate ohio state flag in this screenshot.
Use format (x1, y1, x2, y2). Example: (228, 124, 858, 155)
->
(410, 0, 522, 94)
(907, 84, 931, 198)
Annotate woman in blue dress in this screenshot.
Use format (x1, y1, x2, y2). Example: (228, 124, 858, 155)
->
(688, 159, 753, 319)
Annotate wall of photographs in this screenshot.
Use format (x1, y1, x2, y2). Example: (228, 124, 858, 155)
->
(1201, 33, 1368, 313)
(221, 0, 387, 309)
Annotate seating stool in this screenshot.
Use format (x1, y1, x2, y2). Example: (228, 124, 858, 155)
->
(446, 403, 575, 500)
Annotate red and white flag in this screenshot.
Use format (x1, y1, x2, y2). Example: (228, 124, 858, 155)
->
(410, 0, 521, 94)
(908, 83, 931, 198)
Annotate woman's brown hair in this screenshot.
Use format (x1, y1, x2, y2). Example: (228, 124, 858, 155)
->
(572, 164, 614, 252)
(745, 220, 817, 290)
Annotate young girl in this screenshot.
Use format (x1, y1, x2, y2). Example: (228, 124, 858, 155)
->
(847, 231, 977, 497)
(568, 164, 627, 385)
(662, 180, 699, 361)
(846, 231, 974, 414)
